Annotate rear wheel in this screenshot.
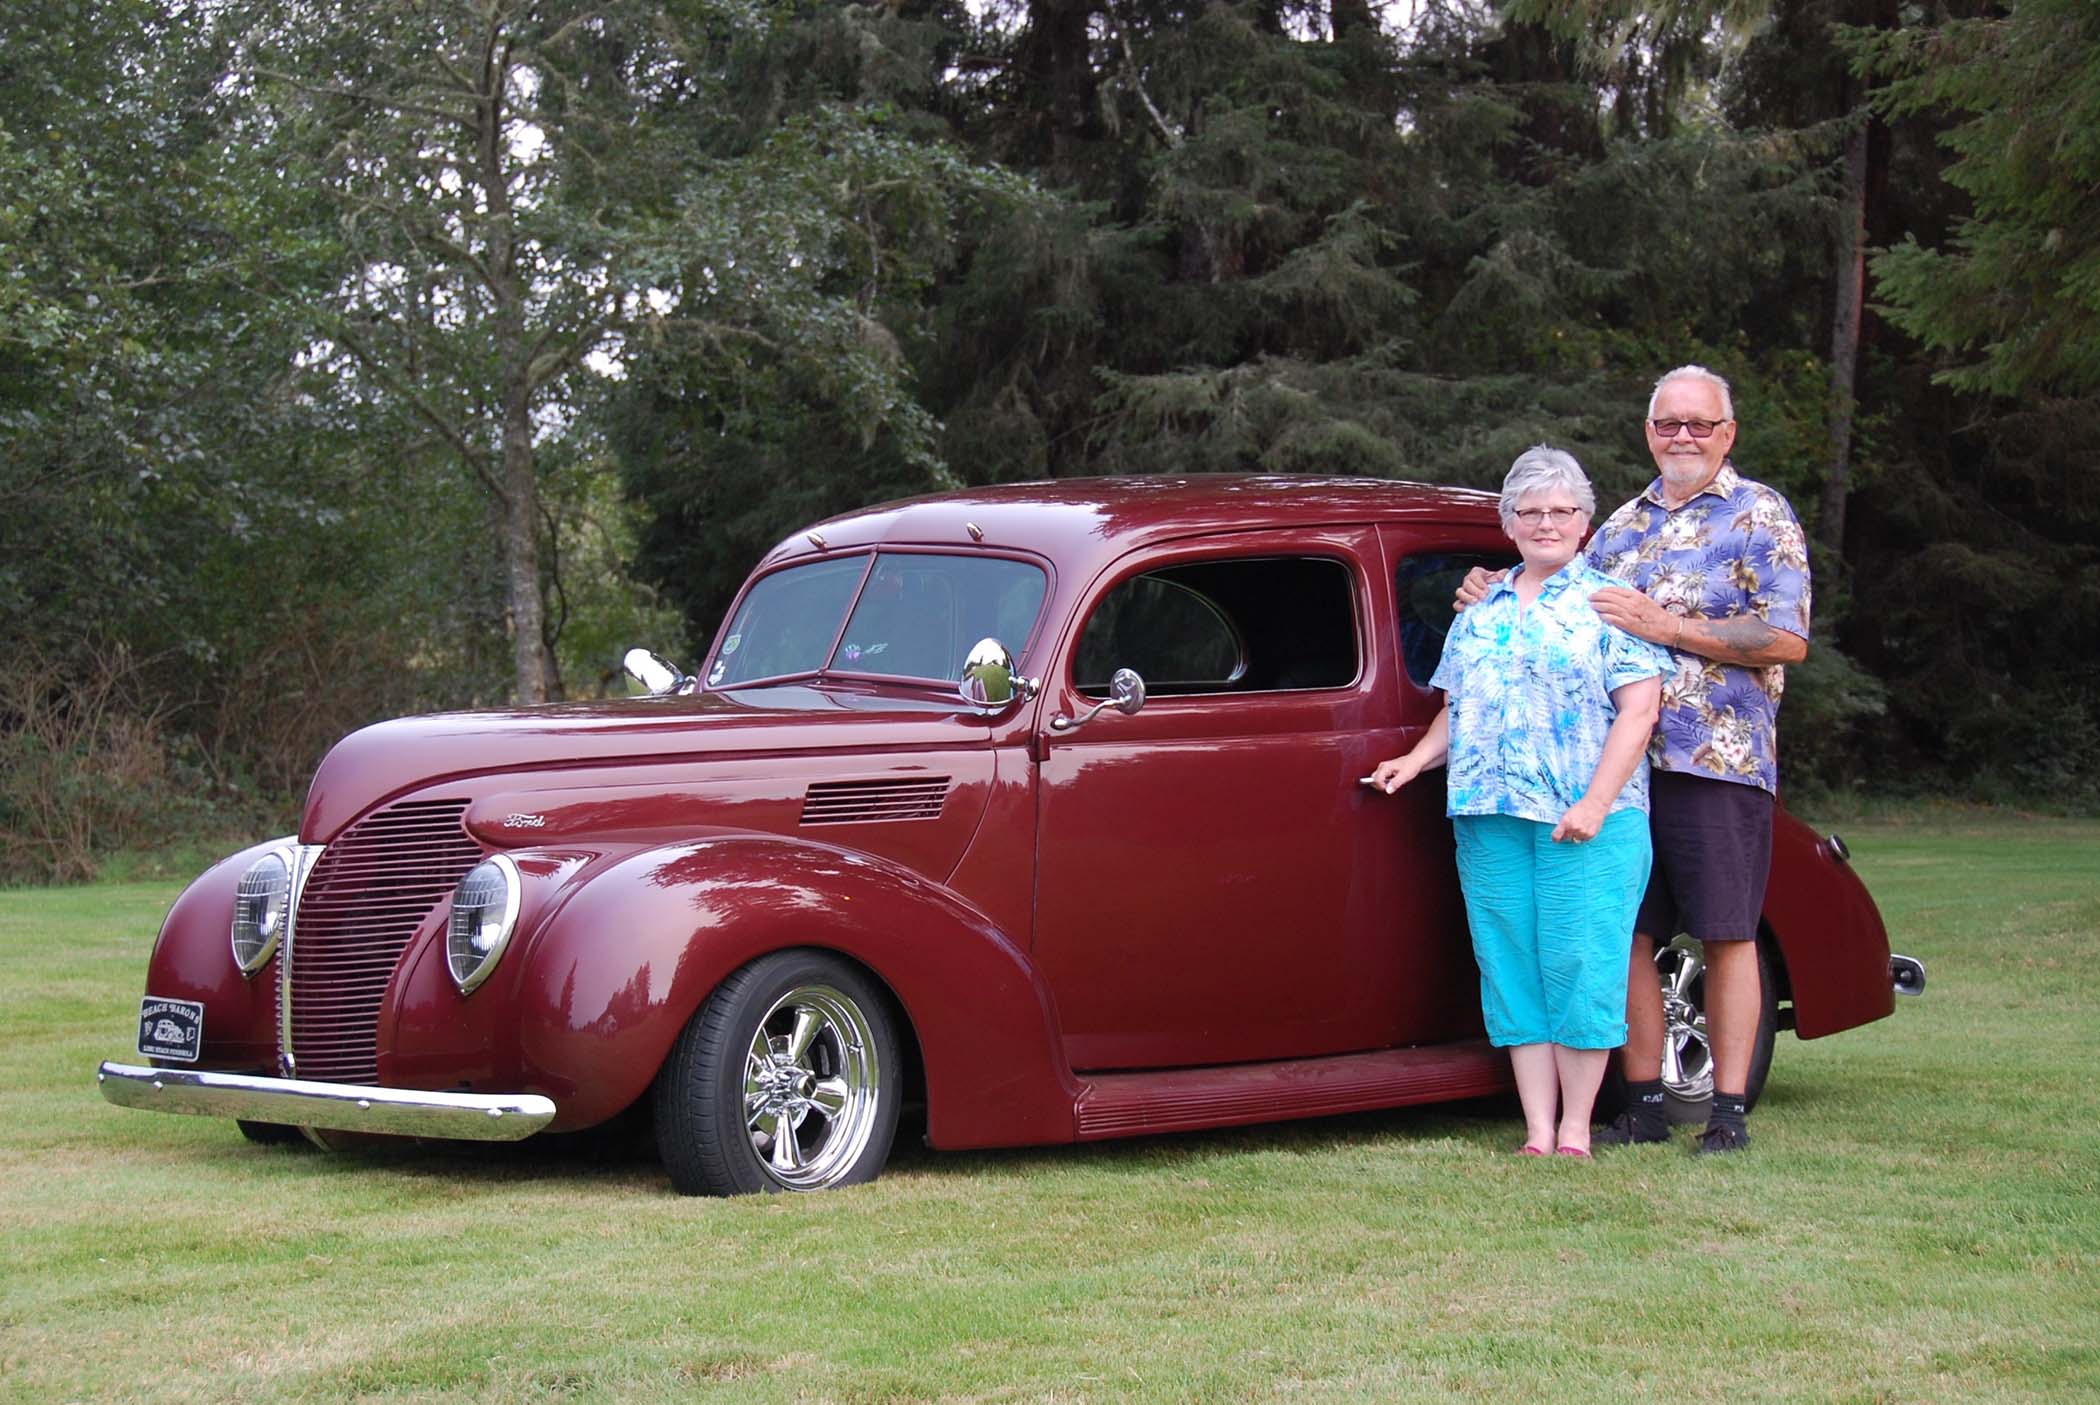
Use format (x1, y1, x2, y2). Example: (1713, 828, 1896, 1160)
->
(1597, 936, 1779, 1124)
(1656, 934, 1778, 1121)
(653, 951, 901, 1196)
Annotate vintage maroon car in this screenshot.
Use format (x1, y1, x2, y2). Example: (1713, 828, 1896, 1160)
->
(99, 478, 1923, 1193)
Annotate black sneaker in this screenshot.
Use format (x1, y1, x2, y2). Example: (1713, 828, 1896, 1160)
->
(1594, 1111, 1670, 1147)
(1694, 1122, 1750, 1155)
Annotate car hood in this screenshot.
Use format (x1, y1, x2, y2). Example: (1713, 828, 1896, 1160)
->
(301, 684, 993, 843)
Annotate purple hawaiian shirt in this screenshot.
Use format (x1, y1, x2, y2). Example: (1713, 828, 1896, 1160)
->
(1583, 462, 1811, 795)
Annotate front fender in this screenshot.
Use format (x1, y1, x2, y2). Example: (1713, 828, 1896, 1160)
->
(512, 834, 1079, 1148)
(140, 836, 295, 1071)
(1763, 810, 1896, 1040)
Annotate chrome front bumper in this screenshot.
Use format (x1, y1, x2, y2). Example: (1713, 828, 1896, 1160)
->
(96, 1062, 557, 1141)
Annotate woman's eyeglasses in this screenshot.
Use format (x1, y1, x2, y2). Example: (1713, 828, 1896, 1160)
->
(1512, 506, 1585, 527)
(1650, 417, 1723, 439)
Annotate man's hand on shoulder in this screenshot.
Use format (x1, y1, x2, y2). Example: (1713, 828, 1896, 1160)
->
(1590, 586, 1675, 646)
(1453, 566, 1505, 612)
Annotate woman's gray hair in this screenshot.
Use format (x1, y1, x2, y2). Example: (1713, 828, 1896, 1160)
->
(1498, 445, 1595, 527)
(1648, 364, 1735, 420)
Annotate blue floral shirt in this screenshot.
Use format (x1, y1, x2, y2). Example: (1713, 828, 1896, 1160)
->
(1430, 560, 1674, 824)
(1583, 463, 1812, 795)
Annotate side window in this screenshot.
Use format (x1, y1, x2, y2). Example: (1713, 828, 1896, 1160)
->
(1394, 552, 1513, 689)
(1075, 557, 1357, 697)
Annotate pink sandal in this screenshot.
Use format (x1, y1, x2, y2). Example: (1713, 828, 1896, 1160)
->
(1555, 1146, 1592, 1159)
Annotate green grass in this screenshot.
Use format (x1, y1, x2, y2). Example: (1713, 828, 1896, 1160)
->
(4, 821, 2097, 1403)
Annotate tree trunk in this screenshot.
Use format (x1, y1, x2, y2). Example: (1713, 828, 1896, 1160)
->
(1330, 0, 1373, 41)
(1019, 0, 1097, 182)
(472, 9, 550, 705)
(1821, 109, 1868, 560)
(501, 386, 548, 704)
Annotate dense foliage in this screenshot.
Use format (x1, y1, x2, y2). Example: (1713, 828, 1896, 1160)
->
(3, 0, 2096, 879)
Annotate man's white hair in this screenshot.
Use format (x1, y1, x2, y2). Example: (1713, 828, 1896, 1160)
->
(1498, 445, 1595, 527)
(1648, 364, 1735, 421)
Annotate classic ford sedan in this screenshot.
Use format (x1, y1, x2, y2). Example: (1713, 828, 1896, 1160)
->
(99, 478, 1923, 1193)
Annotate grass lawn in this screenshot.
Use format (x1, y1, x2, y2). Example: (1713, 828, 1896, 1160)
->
(3, 819, 2096, 1403)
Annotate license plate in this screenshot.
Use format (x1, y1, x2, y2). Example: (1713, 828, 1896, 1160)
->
(137, 997, 205, 1062)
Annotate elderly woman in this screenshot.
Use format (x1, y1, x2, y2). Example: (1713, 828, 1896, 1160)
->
(1374, 447, 1671, 1157)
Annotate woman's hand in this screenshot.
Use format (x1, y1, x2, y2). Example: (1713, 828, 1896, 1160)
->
(1551, 796, 1609, 843)
(1372, 754, 1424, 794)
(1374, 705, 1450, 794)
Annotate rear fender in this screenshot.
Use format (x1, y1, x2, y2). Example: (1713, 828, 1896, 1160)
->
(513, 834, 1079, 1147)
(1762, 809, 1896, 1039)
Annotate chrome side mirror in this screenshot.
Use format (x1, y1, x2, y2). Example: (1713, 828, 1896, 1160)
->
(623, 648, 693, 696)
(1050, 668, 1146, 733)
(959, 637, 1039, 713)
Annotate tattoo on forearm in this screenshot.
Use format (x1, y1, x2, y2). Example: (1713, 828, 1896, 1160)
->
(1698, 616, 1785, 661)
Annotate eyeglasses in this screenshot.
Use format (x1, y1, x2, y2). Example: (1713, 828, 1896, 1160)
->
(1650, 417, 1724, 439)
(1512, 506, 1585, 527)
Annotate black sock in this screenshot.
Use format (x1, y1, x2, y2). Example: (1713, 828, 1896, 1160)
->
(1709, 1092, 1748, 1132)
(1625, 1078, 1668, 1130)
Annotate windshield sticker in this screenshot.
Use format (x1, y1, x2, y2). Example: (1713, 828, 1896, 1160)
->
(707, 660, 726, 686)
(722, 633, 741, 654)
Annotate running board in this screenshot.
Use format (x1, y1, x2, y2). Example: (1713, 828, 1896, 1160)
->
(1074, 1040, 1513, 1141)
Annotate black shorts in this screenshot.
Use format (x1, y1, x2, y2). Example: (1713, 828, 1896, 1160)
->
(1635, 771, 1775, 944)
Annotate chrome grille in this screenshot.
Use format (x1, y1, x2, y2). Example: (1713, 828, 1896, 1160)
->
(259, 950, 281, 1058)
(800, 777, 950, 825)
(287, 799, 481, 1083)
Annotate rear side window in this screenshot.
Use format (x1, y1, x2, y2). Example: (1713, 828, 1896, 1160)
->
(1075, 557, 1357, 696)
(1394, 552, 1512, 688)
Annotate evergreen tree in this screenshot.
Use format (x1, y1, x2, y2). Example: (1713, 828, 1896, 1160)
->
(1851, 0, 2100, 397)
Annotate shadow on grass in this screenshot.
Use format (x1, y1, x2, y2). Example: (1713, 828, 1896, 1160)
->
(195, 1093, 1528, 1196)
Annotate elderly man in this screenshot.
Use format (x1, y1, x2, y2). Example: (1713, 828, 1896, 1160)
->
(1460, 365, 1811, 1153)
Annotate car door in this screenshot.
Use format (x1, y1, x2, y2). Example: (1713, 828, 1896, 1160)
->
(1030, 528, 1411, 1071)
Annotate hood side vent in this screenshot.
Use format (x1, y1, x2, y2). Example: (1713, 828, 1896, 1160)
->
(801, 777, 950, 826)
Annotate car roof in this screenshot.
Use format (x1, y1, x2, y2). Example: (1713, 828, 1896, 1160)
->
(755, 476, 1498, 577)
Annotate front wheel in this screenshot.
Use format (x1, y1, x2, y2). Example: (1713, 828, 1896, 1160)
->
(653, 951, 901, 1196)
(236, 1118, 306, 1146)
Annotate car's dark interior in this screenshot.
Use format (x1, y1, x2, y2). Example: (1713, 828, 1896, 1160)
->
(1075, 556, 1358, 696)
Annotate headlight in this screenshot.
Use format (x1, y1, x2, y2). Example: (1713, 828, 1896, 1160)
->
(231, 851, 290, 975)
(446, 854, 521, 994)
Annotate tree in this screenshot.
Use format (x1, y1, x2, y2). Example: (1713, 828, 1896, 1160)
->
(1851, 0, 2100, 398)
(236, 1, 697, 700)
(242, 0, 1025, 699)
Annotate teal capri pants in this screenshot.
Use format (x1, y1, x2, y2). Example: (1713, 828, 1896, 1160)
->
(1451, 809, 1652, 1049)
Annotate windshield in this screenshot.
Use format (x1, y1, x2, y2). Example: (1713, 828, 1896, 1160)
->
(708, 552, 1048, 689)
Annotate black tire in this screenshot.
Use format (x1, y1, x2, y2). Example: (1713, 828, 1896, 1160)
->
(1598, 936, 1778, 1124)
(653, 950, 901, 1196)
(236, 1119, 306, 1146)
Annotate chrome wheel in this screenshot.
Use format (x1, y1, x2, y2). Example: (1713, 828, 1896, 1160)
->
(1656, 935, 1714, 1104)
(741, 985, 883, 1191)
(655, 950, 902, 1196)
